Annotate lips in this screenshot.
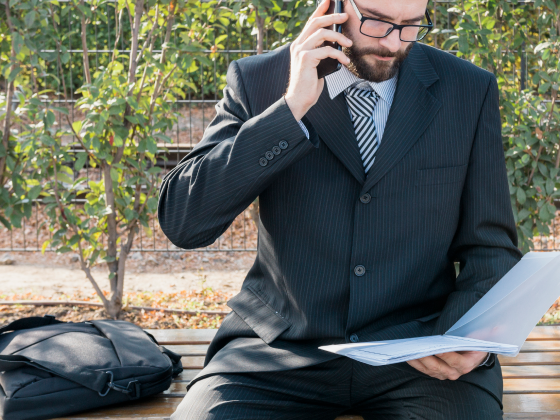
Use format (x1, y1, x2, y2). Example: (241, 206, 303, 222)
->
(372, 54, 394, 61)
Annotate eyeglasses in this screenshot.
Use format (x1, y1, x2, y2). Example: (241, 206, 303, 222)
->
(346, 0, 433, 42)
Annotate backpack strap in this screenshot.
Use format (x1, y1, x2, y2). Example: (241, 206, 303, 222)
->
(0, 315, 65, 335)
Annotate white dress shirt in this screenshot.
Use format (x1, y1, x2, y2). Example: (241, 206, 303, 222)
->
(297, 65, 398, 143)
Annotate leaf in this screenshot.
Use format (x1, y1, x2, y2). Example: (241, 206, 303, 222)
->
(7, 66, 22, 83)
(27, 185, 42, 200)
(273, 21, 287, 34)
(24, 10, 36, 28)
(539, 82, 551, 94)
(56, 172, 74, 184)
(539, 203, 552, 222)
(41, 239, 51, 255)
(546, 179, 555, 195)
(110, 168, 119, 182)
(517, 188, 527, 205)
(74, 152, 88, 171)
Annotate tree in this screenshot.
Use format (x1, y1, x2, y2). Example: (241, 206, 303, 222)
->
(4, 0, 231, 319)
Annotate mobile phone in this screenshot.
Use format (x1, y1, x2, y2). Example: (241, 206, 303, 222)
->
(316, 0, 343, 79)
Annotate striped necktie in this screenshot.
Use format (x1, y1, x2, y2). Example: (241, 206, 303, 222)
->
(345, 86, 381, 174)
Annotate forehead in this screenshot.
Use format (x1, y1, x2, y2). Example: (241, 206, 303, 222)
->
(352, 0, 428, 21)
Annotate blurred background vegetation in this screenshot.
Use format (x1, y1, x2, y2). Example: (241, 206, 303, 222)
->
(1, 0, 559, 318)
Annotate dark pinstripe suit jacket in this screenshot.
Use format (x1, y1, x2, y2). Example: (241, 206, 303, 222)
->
(158, 41, 523, 404)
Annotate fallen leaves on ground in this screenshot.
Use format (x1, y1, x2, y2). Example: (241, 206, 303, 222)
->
(0, 288, 233, 329)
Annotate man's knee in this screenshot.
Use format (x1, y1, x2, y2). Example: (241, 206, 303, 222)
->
(170, 375, 220, 420)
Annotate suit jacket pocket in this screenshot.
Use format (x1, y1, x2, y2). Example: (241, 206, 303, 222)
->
(415, 164, 467, 186)
(226, 286, 291, 344)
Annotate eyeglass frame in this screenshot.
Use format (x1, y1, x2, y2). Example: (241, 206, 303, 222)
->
(346, 0, 434, 42)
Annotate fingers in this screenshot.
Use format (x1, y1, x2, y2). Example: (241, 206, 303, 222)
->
(407, 355, 463, 380)
(301, 27, 352, 50)
(435, 351, 486, 375)
(299, 12, 349, 43)
(299, 45, 351, 67)
(311, 0, 331, 18)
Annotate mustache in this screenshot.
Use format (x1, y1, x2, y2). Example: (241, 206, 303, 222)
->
(348, 46, 399, 58)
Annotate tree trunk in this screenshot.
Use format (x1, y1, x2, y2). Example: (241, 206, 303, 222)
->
(0, 0, 16, 189)
(255, 7, 265, 55)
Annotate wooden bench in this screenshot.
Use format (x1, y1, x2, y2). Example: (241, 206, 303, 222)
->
(54, 327, 560, 419)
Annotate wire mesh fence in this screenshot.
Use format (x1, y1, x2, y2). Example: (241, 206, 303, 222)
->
(1, 0, 558, 253)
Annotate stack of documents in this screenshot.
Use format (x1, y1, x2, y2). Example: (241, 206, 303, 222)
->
(320, 335, 518, 366)
(319, 252, 560, 366)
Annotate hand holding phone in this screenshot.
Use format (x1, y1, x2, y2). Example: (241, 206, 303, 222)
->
(284, 0, 351, 121)
(316, 0, 344, 79)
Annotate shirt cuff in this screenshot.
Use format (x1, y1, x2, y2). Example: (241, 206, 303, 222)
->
(478, 352, 492, 367)
(298, 120, 310, 139)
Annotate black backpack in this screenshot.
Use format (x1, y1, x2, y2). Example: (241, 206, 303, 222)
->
(0, 315, 183, 420)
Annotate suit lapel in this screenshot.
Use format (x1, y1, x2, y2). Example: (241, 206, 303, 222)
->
(306, 85, 366, 185)
(360, 43, 441, 195)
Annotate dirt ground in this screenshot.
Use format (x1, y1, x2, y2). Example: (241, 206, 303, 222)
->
(0, 250, 253, 297)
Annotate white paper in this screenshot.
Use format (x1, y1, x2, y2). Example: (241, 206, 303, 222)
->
(319, 252, 560, 366)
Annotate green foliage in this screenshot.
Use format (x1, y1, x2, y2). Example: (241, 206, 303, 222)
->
(1, 0, 559, 317)
(438, 0, 560, 252)
(1, 0, 232, 317)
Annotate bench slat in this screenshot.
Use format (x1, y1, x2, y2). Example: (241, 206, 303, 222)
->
(162, 345, 209, 356)
(527, 327, 560, 341)
(500, 353, 560, 365)
(503, 366, 560, 378)
(145, 329, 217, 345)
(522, 342, 560, 352)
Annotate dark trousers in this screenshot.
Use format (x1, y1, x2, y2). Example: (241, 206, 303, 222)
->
(171, 356, 503, 420)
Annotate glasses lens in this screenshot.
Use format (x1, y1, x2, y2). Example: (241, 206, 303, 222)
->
(400, 25, 429, 41)
(361, 20, 394, 38)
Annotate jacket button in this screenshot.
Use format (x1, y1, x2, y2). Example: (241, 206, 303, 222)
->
(259, 157, 268, 167)
(272, 146, 281, 155)
(265, 151, 275, 160)
(360, 193, 371, 204)
(350, 334, 359, 343)
(279, 140, 289, 149)
(354, 265, 366, 276)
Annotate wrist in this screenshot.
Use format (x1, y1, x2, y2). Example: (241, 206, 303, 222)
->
(284, 94, 306, 121)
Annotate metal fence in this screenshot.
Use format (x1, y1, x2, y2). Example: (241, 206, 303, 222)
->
(1, 0, 558, 253)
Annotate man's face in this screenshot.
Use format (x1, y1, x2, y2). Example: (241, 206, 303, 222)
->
(341, 0, 428, 82)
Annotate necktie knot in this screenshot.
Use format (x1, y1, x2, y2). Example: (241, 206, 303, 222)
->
(345, 86, 380, 120)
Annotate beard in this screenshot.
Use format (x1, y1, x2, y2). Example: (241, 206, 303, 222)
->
(342, 39, 413, 83)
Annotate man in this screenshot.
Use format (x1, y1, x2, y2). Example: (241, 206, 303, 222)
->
(158, 0, 522, 417)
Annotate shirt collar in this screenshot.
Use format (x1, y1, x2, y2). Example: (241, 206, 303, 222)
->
(325, 65, 398, 107)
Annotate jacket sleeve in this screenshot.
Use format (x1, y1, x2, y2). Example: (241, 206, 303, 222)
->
(431, 74, 523, 336)
(157, 60, 320, 249)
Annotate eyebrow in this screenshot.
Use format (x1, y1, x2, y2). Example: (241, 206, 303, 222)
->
(360, 7, 425, 24)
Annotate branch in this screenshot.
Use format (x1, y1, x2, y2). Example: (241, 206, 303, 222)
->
(77, 240, 110, 307)
(51, 147, 109, 307)
(65, 115, 101, 165)
(149, 63, 178, 118)
(51, 152, 69, 224)
(111, 8, 124, 63)
(136, 10, 159, 103)
(78, 0, 92, 85)
(49, 3, 68, 100)
(113, 0, 145, 166)
(135, 3, 158, 66)
(0, 0, 16, 189)
(147, 2, 176, 118)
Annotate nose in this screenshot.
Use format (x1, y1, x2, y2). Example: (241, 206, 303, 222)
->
(378, 28, 402, 53)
